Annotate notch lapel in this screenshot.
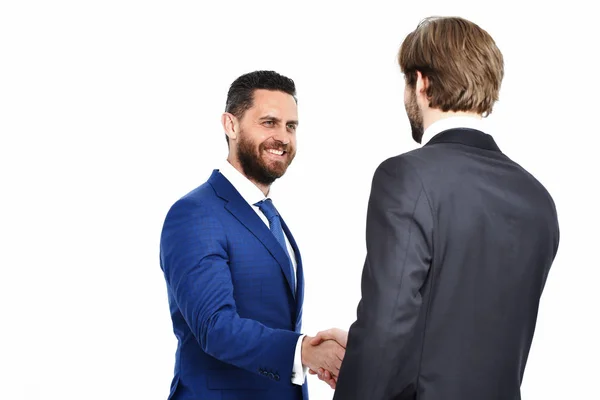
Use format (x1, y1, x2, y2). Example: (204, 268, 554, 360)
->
(208, 170, 296, 297)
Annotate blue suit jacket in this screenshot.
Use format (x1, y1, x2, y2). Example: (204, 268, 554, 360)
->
(160, 170, 308, 400)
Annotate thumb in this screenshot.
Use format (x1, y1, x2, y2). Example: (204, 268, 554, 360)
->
(313, 328, 348, 348)
(331, 328, 348, 348)
(309, 334, 324, 346)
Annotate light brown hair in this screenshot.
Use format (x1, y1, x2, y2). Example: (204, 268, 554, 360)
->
(398, 17, 504, 116)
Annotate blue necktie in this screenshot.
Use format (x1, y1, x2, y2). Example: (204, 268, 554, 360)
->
(255, 198, 296, 291)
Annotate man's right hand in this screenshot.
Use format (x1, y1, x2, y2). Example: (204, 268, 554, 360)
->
(309, 328, 348, 348)
(301, 334, 345, 382)
(307, 328, 348, 389)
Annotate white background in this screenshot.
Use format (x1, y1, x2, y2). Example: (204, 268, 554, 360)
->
(1, 1, 598, 399)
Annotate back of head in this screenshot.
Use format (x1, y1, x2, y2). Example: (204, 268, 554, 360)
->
(398, 17, 504, 116)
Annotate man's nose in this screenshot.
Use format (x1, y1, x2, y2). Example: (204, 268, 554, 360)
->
(272, 128, 290, 145)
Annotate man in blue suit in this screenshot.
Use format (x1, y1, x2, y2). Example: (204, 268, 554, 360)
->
(160, 70, 346, 400)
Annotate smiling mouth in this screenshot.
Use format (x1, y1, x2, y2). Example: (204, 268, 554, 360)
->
(265, 148, 286, 157)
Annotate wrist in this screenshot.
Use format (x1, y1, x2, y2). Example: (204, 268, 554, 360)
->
(301, 335, 311, 366)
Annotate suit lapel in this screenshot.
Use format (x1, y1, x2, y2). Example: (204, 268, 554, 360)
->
(281, 219, 303, 323)
(208, 170, 296, 297)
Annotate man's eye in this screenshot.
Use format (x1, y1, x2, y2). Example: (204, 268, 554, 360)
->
(287, 124, 296, 131)
(263, 121, 274, 126)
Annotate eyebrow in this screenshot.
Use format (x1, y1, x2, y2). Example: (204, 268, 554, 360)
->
(259, 115, 299, 126)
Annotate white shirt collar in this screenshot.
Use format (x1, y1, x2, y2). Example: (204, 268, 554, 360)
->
(421, 116, 486, 146)
(219, 160, 268, 206)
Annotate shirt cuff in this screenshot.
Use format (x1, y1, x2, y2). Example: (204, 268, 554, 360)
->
(291, 334, 308, 385)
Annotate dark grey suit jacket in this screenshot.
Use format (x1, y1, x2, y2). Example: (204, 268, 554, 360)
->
(333, 129, 559, 400)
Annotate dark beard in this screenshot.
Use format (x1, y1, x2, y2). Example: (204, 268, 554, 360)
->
(237, 134, 291, 185)
(405, 88, 424, 144)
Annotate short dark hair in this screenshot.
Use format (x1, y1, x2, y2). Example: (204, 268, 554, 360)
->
(224, 70, 296, 144)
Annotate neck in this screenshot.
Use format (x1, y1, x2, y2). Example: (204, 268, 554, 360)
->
(422, 110, 482, 132)
(226, 155, 271, 196)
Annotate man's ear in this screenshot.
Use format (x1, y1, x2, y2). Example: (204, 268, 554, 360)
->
(414, 70, 431, 107)
(221, 112, 239, 142)
(415, 70, 429, 96)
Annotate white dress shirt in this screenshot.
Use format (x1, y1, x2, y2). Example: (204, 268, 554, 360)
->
(218, 160, 307, 386)
(421, 115, 487, 146)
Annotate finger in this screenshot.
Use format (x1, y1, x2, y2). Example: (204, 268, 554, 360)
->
(326, 372, 336, 389)
(325, 355, 341, 374)
(308, 369, 317, 375)
(331, 361, 341, 376)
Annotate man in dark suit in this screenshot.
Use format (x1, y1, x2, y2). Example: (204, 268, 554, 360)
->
(331, 17, 560, 399)
(160, 71, 345, 400)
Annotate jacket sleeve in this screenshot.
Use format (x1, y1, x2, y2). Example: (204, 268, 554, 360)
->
(160, 198, 300, 382)
(334, 157, 434, 399)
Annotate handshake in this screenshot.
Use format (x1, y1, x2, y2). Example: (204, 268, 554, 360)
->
(301, 328, 348, 389)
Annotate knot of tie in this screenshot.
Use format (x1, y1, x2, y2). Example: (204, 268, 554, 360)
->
(255, 198, 279, 221)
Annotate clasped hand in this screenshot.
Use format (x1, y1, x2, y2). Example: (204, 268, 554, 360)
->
(301, 328, 348, 389)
